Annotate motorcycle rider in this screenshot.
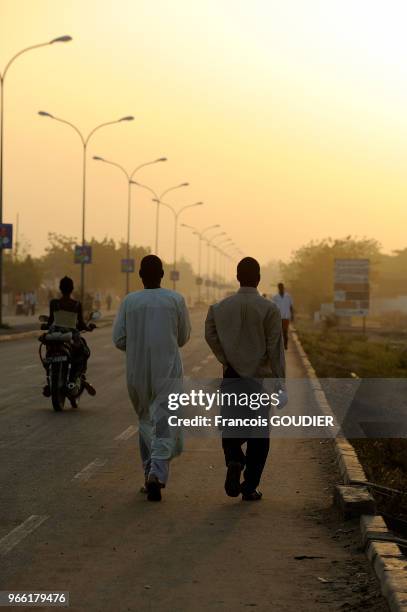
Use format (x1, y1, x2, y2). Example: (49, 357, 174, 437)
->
(43, 276, 96, 400)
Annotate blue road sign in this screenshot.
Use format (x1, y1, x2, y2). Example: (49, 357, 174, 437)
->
(0, 224, 13, 249)
(121, 258, 135, 273)
(74, 245, 92, 264)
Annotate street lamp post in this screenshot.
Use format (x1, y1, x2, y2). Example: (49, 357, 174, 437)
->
(181, 223, 220, 303)
(154, 200, 203, 290)
(93, 156, 166, 294)
(215, 238, 233, 299)
(0, 35, 72, 326)
(205, 232, 226, 302)
(131, 181, 189, 255)
(38, 112, 134, 303)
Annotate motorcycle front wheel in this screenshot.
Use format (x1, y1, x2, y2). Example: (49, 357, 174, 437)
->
(51, 362, 67, 412)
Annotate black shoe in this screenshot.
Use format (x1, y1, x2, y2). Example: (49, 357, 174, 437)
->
(43, 385, 51, 397)
(224, 461, 242, 497)
(146, 475, 163, 502)
(242, 489, 263, 501)
(69, 397, 78, 409)
(83, 381, 96, 396)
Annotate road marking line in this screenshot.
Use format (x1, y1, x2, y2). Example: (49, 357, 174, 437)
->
(73, 458, 107, 482)
(0, 515, 49, 556)
(191, 366, 202, 374)
(21, 364, 37, 370)
(103, 343, 112, 349)
(115, 425, 138, 441)
(207, 354, 215, 360)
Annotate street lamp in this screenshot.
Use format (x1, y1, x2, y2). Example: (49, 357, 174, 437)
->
(215, 237, 233, 298)
(153, 200, 203, 290)
(131, 181, 189, 255)
(211, 236, 229, 301)
(205, 231, 226, 302)
(93, 156, 166, 294)
(38, 111, 134, 303)
(181, 223, 220, 303)
(0, 34, 72, 326)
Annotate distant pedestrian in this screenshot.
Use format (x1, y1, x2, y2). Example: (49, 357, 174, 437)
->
(272, 283, 294, 350)
(106, 294, 112, 311)
(94, 293, 101, 311)
(28, 291, 37, 316)
(23, 292, 31, 316)
(205, 257, 286, 501)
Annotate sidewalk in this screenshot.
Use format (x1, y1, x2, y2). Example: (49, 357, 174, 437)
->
(0, 311, 116, 337)
(0, 314, 40, 335)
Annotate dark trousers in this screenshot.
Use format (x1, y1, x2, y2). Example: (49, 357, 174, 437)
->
(222, 436, 270, 493)
(282, 319, 290, 349)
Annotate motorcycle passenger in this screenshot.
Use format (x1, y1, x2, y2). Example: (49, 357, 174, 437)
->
(43, 276, 96, 399)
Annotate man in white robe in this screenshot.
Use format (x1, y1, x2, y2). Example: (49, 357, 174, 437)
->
(113, 255, 191, 501)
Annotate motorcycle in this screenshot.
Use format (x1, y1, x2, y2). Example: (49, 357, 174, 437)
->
(38, 311, 101, 411)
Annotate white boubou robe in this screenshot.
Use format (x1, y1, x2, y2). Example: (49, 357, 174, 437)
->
(113, 288, 191, 482)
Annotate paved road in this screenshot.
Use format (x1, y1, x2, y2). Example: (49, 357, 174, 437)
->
(0, 310, 387, 611)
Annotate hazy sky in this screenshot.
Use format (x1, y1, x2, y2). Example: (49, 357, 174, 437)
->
(1, 0, 407, 269)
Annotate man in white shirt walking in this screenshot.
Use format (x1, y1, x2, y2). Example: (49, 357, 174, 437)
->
(205, 257, 286, 501)
(272, 282, 294, 350)
(113, 255, 191, 502)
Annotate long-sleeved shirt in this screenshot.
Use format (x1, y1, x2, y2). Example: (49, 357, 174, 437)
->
(113, 288, 191, 397)
(205, 287, 286, 380)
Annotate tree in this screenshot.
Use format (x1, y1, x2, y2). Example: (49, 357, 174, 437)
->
(3, 254, 42, 295)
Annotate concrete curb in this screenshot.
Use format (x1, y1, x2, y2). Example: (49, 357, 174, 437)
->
(291, 328, 407, 612)
(362, 516, 407, 611)
(0, 317, 115, 343)
(290, 329, 370, 485)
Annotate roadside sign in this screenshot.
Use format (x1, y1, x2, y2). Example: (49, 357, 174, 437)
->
(196, 277, 203, 286)
(0, 224, 12, 249)
(334, 259, 369, 316)
(121, 258, 135, 273)
(74, 245, 92, 264)
(170, 270, 180, 281)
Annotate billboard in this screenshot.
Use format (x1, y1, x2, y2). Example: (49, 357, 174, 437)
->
(74, 245, 92, 264)
(334, 259, 369, 316)
(0, 223, 13, 249)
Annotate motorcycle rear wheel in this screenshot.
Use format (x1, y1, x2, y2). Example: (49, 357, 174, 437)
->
(51, 363, 67, 412)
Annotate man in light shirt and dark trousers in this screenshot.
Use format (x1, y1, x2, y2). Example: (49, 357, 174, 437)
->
(272, 282, 294, 350)
(205, 257, 286, 501)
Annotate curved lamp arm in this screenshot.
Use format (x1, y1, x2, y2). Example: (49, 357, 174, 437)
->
(131, 181, 159, 202)
(130, 158, 167, 181)
(38, 112, 85, 145)
(85, 116, 134, 145)
(93, 156, 130, 180)
(2, 36, 72, 81)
